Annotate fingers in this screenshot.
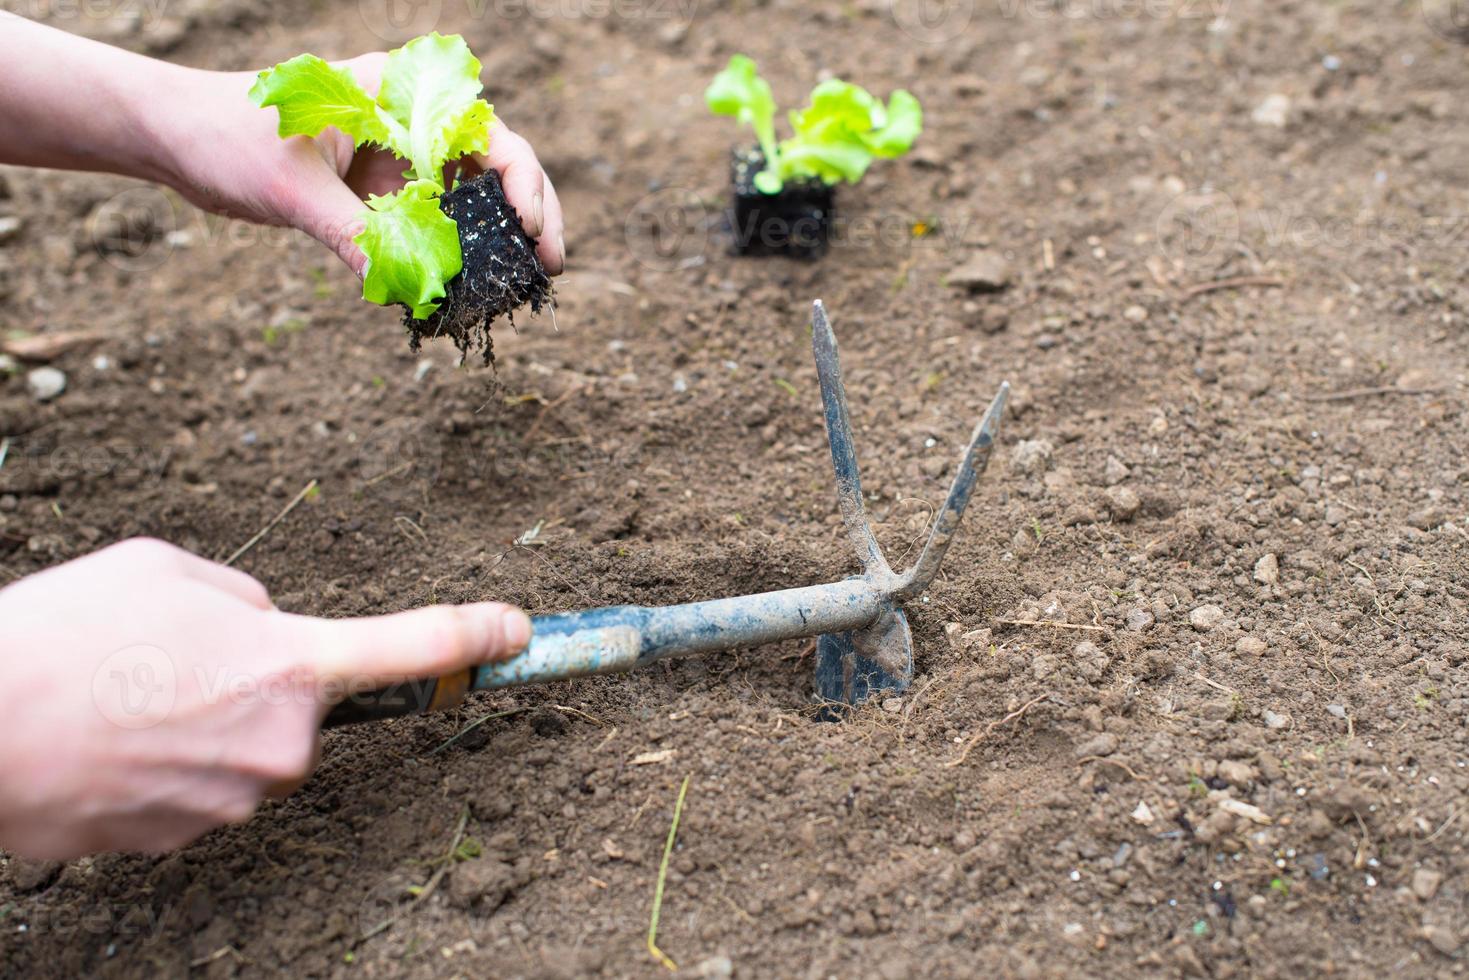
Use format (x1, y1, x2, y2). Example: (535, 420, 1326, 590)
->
(284, 159, 374, 277)
(174, 553, 274, 611)
(88, 538, 273, 610)
(476, 122, 543, 235)
(475, 121, 565, 275)
(265, 736, 320, 799)
(293, 602, 534, 694)
(540, 173, 566, 276)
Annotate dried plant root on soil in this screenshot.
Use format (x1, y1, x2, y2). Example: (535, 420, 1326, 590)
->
(406, 169, 553, 363)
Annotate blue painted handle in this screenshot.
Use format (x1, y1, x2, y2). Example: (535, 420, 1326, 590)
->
(473, 607, 651, 689)
(472, 578, 884, 692)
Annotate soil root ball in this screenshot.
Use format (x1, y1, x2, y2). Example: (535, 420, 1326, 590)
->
(405, 169, 553, 363)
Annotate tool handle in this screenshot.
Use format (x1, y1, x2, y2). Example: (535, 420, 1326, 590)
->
(322, 669, 473, 728)
(321, 583, 881, 729)
(319, 608, 647, 729)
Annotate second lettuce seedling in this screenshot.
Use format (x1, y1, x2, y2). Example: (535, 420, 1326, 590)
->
(705, 55, 923, 194)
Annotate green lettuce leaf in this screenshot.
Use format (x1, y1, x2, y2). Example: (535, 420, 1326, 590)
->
(355, 180, 462, 320)
(247, 54, 389, 148)
(705, 55, 778, 182)
(376, 33, 493, 183)
(865, 90, 923, 158)
(776, 80, 924, 187)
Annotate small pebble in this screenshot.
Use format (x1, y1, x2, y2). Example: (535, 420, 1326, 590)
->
(1011, 439, 1054, 476)
(1217, 760, 1255, 786)
(695, 956, 734, 979)
(1424, 926, 1459, 957)
(1413, 868, 1443, 901)
(26, 366, 66, 402)
(1105, 486, 1141, 522)
(1252, 93, 1292, 128)
(1253, 553, 1279, 585)
(1189, 604, 1225, 632)
(947, 249, 1012, 292)
(1235, 636, 1268, 657)
(0, 215, 23, 244)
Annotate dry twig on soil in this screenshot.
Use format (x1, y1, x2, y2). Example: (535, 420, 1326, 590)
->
(189, 945, 249, 968)
(428, 707, 529, 756)
(1077, 756, 1151, 782)
(1300, 385, 1449, 403)
(996, 619, 1108, 633)
(1180, 275, 1284, 300)
(358, 807, 470, 943)
(1, 329, 107, 361)
(946, 694, 1049, 768)
(222, 479, 318, 567)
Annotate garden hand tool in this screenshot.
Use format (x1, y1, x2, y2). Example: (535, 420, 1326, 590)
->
(325, 300, 1008, 727)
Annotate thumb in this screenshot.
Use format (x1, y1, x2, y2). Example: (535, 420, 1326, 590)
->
(284, 159, 372, 277)
(293, 602, 533, 696)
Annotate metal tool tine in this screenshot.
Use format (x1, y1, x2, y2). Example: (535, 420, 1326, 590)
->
(894, 382, 1009, 599)
(811, 300, 888, 575)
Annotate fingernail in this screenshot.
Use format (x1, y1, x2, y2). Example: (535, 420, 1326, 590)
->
(501, 609, 533, 653)
(531, 192, 544, 237)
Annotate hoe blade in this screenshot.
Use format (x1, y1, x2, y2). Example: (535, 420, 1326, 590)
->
(814, 605, 913, 716)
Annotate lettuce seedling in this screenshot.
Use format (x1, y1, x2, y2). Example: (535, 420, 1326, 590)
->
(249, 33, 495, 320)
(705, 55, 923, 194)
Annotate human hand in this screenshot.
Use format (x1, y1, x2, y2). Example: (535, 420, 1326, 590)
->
(0, 538, 532, 860)
(154, 54, 565, 277)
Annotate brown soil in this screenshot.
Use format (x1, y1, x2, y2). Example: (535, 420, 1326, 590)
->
(3, 1, 1469, 977)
